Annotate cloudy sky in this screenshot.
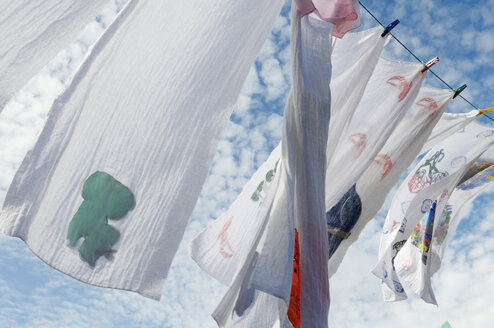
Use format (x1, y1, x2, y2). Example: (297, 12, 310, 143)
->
(1, 0, 494, 327)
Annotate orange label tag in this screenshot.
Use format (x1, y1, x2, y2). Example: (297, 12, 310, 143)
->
(288, 229, 301, 328)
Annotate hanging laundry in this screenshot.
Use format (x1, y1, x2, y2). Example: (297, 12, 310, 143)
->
(420, 108, 493, 154)
(324, 56, 427, 222)
(0, 0, 285, 300)
(0, 0, 110, 112)
(294, 0, 361, 37)
(190, 23, 388, 289)
(327, 86, 454, 276)
(212, 8, 333, 327)
(394, 131, 494, 304)
(373, 121, 494, 302)
(191, 19, 389, 327)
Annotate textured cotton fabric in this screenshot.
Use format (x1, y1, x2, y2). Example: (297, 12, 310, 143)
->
(213, 9, 333, 327)
(0, 0, 110, 111)
(0, 0, 284, 300)
(327, 87, 454, 276)
(191, 23, 388, 327)
(324, 58, 426, 217)
(420, 109, 489, 154)
(373, 122, 494, 302)
(395, 125, 494, 304)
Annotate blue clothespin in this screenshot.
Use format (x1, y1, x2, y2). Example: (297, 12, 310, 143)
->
(381, 19, 400, 37)
(453, 84, 467, 99)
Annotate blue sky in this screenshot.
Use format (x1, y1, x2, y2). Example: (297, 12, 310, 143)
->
(1, 0, 494, 326)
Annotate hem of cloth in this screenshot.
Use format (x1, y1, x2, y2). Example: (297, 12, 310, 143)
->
(0, 210, 163, 301)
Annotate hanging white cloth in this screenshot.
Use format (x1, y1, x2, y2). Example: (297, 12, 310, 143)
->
(190, 24, 389, 291)
(0, 0, 110, 111)
(373, 121, 494, 302)
(0, 0, 285, 300)
(395, 123, 494, 304)
(420, 109, 492, 154)
(213, 8, 334, 327)
(327, 86, 455, 276)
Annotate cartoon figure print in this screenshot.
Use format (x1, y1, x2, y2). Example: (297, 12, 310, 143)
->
(408, 149, 449, 193)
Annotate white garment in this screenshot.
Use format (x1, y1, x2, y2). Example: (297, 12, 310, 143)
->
(191, 22, 389, 328)
(0, 0, 109, 111)
(0, 0, 284, 300)
(191, 24, 388, 290)
(327, 86, 454, 276)
(325, 57, 426, 211)
(430, 160, 494, 276)
(373, 122, 494, 303)
(214, 10, 334, 327)
(420, 109, 489, 154)
(395, 125, 494, 304)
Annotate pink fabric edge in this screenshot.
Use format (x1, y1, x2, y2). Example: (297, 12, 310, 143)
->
(294, 0, 362, 38)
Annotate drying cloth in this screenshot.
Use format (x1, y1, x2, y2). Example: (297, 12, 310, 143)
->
(0, 0, 284, 300)
(294, 0, 361, 38)
(373, 121, 494, 303)
(395, 123, 494, 304)
(324, 57, 426, 222)
(327, 86, 454, 276)
(420, 109, 492, 154)
(212, 8, 333, 327)
(0, 0, 109, 111)
(190, 24, 388, 290)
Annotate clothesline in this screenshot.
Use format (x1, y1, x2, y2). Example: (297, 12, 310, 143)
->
(358, 1, 494, 123)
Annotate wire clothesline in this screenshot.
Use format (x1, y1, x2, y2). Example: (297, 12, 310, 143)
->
(358, 1, 494, 123)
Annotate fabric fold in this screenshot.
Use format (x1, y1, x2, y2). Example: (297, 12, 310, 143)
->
(211, 8, 334, 327)
(294, 0, 361, 38)
(373, 122, 494, 303)
(394, 123, 494, 304)
(327, 86, 454, 276)
(0, 0, 110, 112)
(190, 24, 388, 292)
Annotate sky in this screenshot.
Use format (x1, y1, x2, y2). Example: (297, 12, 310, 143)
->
(0, 0, 494, 327)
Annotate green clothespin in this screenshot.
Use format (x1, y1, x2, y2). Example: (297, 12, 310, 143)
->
(453, 84, 467, 99)
(442, 321, 452, 328)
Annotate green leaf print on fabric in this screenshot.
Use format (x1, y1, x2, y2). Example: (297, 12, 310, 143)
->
(67, 171, 135, 267)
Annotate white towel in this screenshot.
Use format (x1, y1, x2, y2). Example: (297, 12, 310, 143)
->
(0, 0, 284, 300)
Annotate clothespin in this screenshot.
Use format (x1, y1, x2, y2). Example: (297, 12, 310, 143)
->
(381, 19, 400, 37)
(476, 108, 493, 117)
(453, 84, 467, 99)
(421, 56, 439, 73)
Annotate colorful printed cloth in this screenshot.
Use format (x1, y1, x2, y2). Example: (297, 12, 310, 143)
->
(373, 121, 494, 303)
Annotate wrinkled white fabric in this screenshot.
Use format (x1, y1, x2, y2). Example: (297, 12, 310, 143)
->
(373, 122, 494, 303)
(0, 0, 110, 111)
(327, 86, 454, 276)
(395, 124, 494, 305)
(420, 109, 488, 154)
(191, 23, 388, 328)
(190, 146, 281, 286)
(191, 25, 387, 288)
(0, 0, 284, 300)
(213, 9, 334, 327)
(430, 160, 494, 277)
